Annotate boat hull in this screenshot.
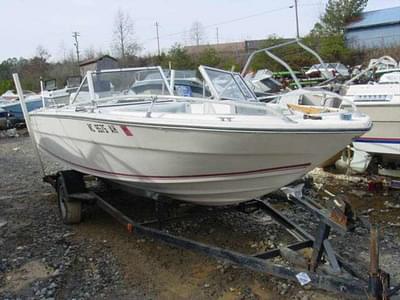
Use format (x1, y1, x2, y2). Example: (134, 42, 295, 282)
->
(31, 114, 364, 205)
(1, 98, 43, 121)
(351, 104, 400, 157)
(0, 108, 7, 129)
(344, 83, 400, 157)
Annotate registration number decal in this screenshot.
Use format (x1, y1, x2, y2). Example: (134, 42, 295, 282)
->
(87, 123, 133, 136)
(87, 123, 118, 134)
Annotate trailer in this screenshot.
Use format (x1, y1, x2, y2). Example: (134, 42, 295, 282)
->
(41, 170, 399, 299)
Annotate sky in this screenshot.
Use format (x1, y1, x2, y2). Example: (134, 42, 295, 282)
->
(0, 0, 399, 61)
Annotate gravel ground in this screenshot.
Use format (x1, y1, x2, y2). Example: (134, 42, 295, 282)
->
(1, 133, 400, 300)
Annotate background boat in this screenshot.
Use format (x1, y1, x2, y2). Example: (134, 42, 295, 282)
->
(1, 95, 43, 121)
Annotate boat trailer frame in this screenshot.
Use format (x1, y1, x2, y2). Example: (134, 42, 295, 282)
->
(43, 172, 399, 299)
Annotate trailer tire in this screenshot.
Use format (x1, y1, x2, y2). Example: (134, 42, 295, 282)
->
(57, 174, 82, 224)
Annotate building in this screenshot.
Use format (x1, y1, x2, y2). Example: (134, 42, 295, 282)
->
(345, 6, 400, 49)
(184, 39, 284, 64)
(79, 55, 119, 76)
(185, 41, 246, 59)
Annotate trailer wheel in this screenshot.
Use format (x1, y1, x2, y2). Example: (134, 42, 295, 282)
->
(57, 174, 82, 224)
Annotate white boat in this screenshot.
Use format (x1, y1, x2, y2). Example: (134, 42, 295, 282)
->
(42, 76, 81, 106)
(0, 78, 81, 123)
(342, 71, 400, 160)
(368, 56, 399, 76)
(241, 41, 400, 172)
(1, 90, 36, 101)
(244, 69, 282, 100)
(14, 66, 371, 205)
(131, 69, 210, 98)
(305, 63, 349, 79)
(340, 56, 400, 165)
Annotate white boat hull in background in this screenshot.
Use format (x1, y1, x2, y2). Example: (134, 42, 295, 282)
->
(344, 85, 400, 157)
(352, 104, 400, 156)
(31, 113, 365, 205)
(353, 105, 400, 157)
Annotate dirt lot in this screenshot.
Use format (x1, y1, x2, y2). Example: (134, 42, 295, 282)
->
(1, 133, 400, 300)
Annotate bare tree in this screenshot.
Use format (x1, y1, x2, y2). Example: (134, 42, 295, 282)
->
(112, 9, 140, 63)
(189, 21, 206, 46)
(35, 45, 51, 75)
(36, 45, 51, 61)
(83, 46, 96, 60)
(58, 41, 67, 61)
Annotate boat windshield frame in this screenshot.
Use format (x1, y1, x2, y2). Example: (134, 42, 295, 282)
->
(71, 66, 173, 105)
(241, 39, 333, 89)
(199, 65, 257, 101)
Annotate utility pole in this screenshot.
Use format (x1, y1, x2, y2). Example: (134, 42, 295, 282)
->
(216, 27, 219, 44)
(294, 0, 300, 38)
(193, 23, 200, 46)
(155, 22, 161, 56)
(72, 31, 80, 64)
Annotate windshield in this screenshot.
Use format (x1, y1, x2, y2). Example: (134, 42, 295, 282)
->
(162, 69, 198, 79)
(379, 72, 400, 84)
(72, 67, 172, 104)
(66, 76, 82, 88)
(199, 66, 257, 101)
(310, 63, 334, 70)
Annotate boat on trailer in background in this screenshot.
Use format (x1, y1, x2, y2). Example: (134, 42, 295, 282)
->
(242, 40, 400, 174)
(42, 76, 82, 106)
(1, 89, 36, 101)
(1, 95, 43, 121)
(0, 76, 81, 124)
(339, 57, 400, 173)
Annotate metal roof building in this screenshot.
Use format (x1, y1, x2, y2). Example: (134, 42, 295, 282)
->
(345, 6, 400, 49)
(184, 38, 291, 64)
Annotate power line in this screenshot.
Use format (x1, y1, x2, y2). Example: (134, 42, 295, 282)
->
(141, 5, 293, 45)
(141, 3, 321, 47)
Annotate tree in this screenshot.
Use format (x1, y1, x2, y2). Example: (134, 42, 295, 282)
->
(312, 0, 368, 35)
(220, 56, 241, 72)
(83, 46, 96, 60)
(166, 44, 194, 69)
(197, 47, 221, 67)
(318, 34, 352, 63)
(34, 46, 51, 76)
(0, 58, 18, 83)
(112, 9, 141, 64)
(0, 79, 13, 95)
(48, 52, 80, 89)
(189, 21, 206, 46)
(36, 45, 51, 62)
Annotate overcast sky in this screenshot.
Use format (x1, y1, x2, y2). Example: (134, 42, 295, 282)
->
(1, 0, 399, 61)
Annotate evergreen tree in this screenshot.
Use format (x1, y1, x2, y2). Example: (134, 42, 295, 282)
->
(167, 44, 194, 69)
(197, 47, 221, 67)
(312, 0, 368, 35)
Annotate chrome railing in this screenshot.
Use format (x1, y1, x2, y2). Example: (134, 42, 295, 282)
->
(241, 39, 332, 89)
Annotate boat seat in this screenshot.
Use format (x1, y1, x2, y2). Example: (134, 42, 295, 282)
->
(235, 105, 267, 115)
(117, 102, 191, 113)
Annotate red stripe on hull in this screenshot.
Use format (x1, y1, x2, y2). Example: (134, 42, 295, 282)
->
(39, 145, 311, 179)
(120, 125, 133, 136)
